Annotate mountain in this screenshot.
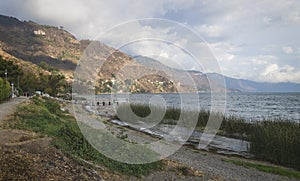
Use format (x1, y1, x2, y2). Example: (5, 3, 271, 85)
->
(0, 15, 92, 77)
(207, 73, 300, 92)
(1, 14, 299, 94)
(0, 15, 178, 93)
(134, 56, 236, 92)
(135, 56, 300, 92)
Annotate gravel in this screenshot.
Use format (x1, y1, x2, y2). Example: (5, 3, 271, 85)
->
(169, 147, 296, 181)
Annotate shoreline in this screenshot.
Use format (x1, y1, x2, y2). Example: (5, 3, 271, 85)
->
(74, 92, 300, 123)
(77, 102, 297, 180)
(1, 96, 299, 180)
(77, 100, 300, 171)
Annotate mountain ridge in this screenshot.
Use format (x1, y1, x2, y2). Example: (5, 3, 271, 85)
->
(1, 14, 299, 93)
(135, 55, 300, 92)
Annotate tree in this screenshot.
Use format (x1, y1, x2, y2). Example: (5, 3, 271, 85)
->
(38, 61, 58, 72)
(39, 71, 70, 96)
(0, 56, 23, 84)
(0, 56, 70, 97)
(0, 78, 11, 100)
(19, 71, 39, 92)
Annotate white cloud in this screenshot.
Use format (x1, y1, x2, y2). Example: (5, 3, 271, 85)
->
(196, 24, 224, 38)
(27, 0, 88, 23)
(282, 46, 294, 54)
(209, 42, 241, 62)
(263, 16, 272, 24)
(288, 10, 300, 22)
(216, 54, 300, 83)
(261, 44, 278, 52)
(261, 64, 280, 76)
(260, 64, 300, 83)
(250, 58, 269, 65)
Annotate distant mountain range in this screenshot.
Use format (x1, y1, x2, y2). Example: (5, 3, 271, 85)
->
(135, 56, 300, 92)
(207, 73, 300, 92)
(0, 14, 299, 93)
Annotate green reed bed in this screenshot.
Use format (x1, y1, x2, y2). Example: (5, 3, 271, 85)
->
(117, 103, 300, 171)
(250, 120, 300, 170)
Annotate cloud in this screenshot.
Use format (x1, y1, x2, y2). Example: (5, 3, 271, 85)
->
(215, 54, 300, 83)
(0, 0, 195, 38)
(208, 42, 241, 63)
(260, 64, 300, 83)
(263, 16, 272, 24)
(1, 0, 300, 83)
(100, 20, 218, 72)
(282, 46, 294, 54)
(196, 24, 225, 38)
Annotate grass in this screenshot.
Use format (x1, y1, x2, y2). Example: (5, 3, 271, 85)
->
(10, 96, 163, 177)
(223, 159, 300, 179)
(116, 103, 300, 170)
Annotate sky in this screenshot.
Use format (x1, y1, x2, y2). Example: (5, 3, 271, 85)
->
(1, 0, 300, 83)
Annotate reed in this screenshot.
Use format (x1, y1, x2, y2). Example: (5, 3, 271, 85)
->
(116, 103, 300, 170)
(250, 120, 300, 170)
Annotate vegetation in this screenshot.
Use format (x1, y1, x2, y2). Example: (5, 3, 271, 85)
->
(10, 97, 163, 177)
(0, 56, 70, 97)
(38, 61, 58, 72)
(0, 77, 11, 101)
(223, 159, 300, 179)
(0, 57, 23, 85)
(117, 103, 300, 170)
(250, 121, 300, 170)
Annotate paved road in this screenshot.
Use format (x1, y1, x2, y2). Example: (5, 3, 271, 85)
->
(0, 97, 28, 121)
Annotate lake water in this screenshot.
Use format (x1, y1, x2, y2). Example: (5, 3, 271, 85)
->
(94, 92, 300, 122)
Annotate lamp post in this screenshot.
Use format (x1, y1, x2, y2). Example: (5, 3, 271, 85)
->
(11, 82, 15, 98)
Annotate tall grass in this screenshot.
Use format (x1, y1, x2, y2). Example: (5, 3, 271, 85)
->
(250, 121, 300, 170)
(117, 103, 300, 170)
(12, 97, 163, 177)
(120, 103, 252, 137)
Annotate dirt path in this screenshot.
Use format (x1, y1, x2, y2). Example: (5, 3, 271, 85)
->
(0, 97, 28, 122)
(169, 147, 296, 181)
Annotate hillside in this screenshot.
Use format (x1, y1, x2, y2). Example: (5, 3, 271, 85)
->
(1, 14, 300, 94)
(0, 15, 181, 93)
(0, 15, 89, 77)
